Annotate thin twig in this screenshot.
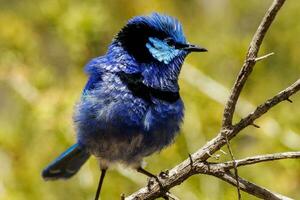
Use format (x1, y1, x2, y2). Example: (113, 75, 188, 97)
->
(212, 151, 300, 170)
(213, 171, 293, 200)
(224, 135, 241, 200)
(234, 79, 300, 133)
(222, 0, 286, 128)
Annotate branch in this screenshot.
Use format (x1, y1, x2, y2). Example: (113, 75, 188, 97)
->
(207, 152, 300, 199)
(234, 79, 300, 133)
(222, 0, 285, 195)
(190, 153, 297, 200)
(124, 0, 299, 199)
(222, 0, 286, 128)
(224, 132, 241, 199)
(126, 79, 300, 200)
(212, 151, 300, 170)
(212, 171, 293, 200)
(195, 79, 300, 165)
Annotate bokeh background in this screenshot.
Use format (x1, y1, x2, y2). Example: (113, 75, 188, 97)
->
(0, 0, 300, 199)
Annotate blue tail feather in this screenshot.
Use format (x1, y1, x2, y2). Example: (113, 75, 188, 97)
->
(42, 143, 90, 180)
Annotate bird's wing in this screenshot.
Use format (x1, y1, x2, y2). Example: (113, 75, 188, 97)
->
(83, 56, 111, 95)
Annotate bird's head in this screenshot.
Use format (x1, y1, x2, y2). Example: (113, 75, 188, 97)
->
(114, 13, 207, 65)
(106, 13, 206, 92)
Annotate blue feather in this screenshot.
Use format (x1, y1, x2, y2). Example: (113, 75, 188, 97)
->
(146, 37, 181, 64)
(42, 143, 90, 180)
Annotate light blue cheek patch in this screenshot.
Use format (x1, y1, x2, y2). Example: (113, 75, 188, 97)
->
(146, 37, 180, 64)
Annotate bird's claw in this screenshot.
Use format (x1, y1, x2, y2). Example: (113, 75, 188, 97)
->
(147, 177, 156, 190)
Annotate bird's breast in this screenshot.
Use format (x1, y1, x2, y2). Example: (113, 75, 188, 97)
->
(75, 72, 184, 164)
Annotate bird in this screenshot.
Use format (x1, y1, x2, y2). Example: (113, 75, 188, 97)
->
(42, 13, 207, 199)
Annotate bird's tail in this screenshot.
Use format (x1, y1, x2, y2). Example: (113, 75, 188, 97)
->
(42, 143, 90, 180)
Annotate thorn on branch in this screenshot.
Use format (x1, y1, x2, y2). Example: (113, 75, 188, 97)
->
(286, 98, 293, 103)
(188, 153, 194, 167)
(255, 52, 275, 62)
(251, 123, 260, 128)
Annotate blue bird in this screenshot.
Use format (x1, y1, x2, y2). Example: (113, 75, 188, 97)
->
(42, 13, 207, 199)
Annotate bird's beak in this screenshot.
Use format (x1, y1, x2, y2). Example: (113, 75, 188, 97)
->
(183, 44, 208, 52)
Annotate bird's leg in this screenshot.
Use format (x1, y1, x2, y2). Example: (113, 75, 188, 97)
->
(137, 167, 171, 200)
(137, 166, 162, 188)
(94, 169, 107, 200)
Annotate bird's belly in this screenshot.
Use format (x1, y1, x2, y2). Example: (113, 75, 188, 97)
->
(78, 122, 179, 166)
(75, 95, 184, 166)
(90, 132, 145, 166)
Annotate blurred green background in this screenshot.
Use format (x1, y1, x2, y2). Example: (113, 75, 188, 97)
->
(0, 0, 299, 199)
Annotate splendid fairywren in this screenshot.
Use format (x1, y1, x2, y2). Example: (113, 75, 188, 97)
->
(42, 13, 207, 199)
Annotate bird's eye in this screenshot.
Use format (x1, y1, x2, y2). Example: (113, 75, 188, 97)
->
(164, 38, 175, 47)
